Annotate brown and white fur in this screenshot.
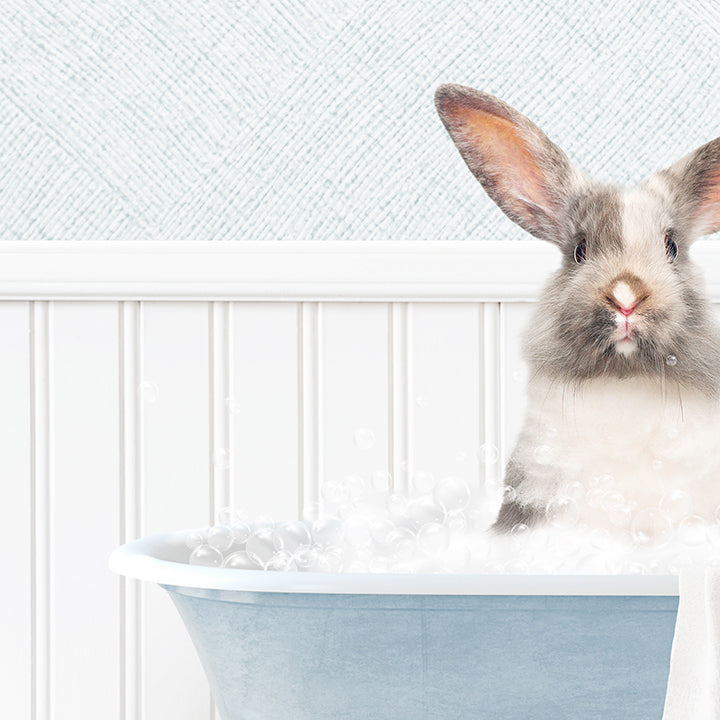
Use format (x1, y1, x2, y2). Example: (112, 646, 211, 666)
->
(435, 84, 720, 532)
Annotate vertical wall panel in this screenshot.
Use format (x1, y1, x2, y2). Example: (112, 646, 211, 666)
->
(410, 303, 482, 494)
(321, 303, 389, 507)
(140, 302, 211, 720)
(50, 302, 121, 720)
(0, 303, 31, 718)
(499, 302, 534, 465)
(229, 302, 299, 520)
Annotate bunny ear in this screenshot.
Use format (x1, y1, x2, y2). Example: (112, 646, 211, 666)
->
(434, 84, 586, 243)
(662, 137, 720, 238)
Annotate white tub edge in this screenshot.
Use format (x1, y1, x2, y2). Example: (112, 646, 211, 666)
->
(109, 531, 680, 596)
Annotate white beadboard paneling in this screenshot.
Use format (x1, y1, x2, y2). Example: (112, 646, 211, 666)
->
(410, 303, 482, 494)
(140, 302, 212, 720)
(500, 303, 534, 466)
(0, 303, 31, 718)
(321, 303, 389, 509)
(229, 302, 300, 520)
(50, 302, 121, 719)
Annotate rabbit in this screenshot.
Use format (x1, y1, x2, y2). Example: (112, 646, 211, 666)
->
(434, 83, 720, 535)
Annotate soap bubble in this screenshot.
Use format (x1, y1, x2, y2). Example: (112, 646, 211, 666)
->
(185, 530, 206, 550)
(387, 528, 416, 561)
(433, 476, 471, 512)
(386, 493, 408, 518)
(312, 517, 343, 546)
(406, 496, 445, 529)
(266, 550, 297, 572)
(246, 528, 284, 567)
(477, 444, 499, 465)
(232, 523, 252, 545)
(343, 516, 372, 549)
(510, 523, 530, 540)
(223, 551, 259, 569)
(502, 486, 517, 504)
(370, 518, 396, 549)
(213, 449, 231, 470)
(631, 508, 673, 549)
(207, 526, 234, 552)
(545, 496, 579, 529)
(138, 380, 159, 404)
(666, 355, 678, 367)
(189, 544, 224, 567)
(607, 504, 633, 528)
(562, 481, 585, 502)
(278, 521, 312, 553)
(224, 396, 242, 414)
(586, 487, 606, 508)
(216, 507, 244, 527)
(371, 470, 392, 492)
(412, 471, 436, 494)
(659, 490, 693, 524)
(445, 510, 467, 532)
(533, 445, 556, 465)
(353, 428, 376, 450)
(417, 522, 450, 555)
(321, 480, 350, 506)
(415, 395, 429, 408)
(601, 491, 626, 514)
(678, 515, 707, 546)
(294, 545, 319, 570)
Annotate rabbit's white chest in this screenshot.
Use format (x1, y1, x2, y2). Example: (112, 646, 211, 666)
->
(513, 377, 720, 523)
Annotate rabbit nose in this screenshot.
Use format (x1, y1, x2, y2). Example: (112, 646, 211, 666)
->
(607, 276, 648, 316)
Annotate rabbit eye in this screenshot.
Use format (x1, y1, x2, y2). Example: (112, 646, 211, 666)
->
(665, 234, 678, 262)
(573, 239, 587, 264)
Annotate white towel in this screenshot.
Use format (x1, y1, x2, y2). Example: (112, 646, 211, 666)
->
(663, 566, 720, 720)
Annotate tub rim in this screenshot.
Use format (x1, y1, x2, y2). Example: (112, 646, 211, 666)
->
(109, 530, 679, 596)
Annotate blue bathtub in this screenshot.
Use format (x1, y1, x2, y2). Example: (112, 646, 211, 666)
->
(110, 530, 679, 720)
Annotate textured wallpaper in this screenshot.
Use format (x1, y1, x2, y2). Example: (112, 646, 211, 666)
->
(1, 0, 720, 242)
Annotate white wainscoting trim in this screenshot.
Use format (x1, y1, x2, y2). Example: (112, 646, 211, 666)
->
(3, 239, 720, 301)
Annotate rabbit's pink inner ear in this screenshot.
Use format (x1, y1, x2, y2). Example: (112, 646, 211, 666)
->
(695, 172, 720, 235)
(446, 104, 554, 220)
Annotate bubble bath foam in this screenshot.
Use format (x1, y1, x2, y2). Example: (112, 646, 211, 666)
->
(110, 531, 678, 720)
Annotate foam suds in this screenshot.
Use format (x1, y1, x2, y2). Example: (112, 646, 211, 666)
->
(184, 468, 720, 574)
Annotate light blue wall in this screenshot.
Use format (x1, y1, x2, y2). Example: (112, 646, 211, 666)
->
(1, 0, 719, 242)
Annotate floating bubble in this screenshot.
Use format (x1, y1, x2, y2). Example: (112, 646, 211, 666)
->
(415, 395, 429, 408)
(387, 528, 416, 561)
(278, 521, 312, 553)
(659, 490, 693, 524)
(412, 470, 436, 494)
(406, 496, 445, 529)
(533, 445, 555, 465)
(225, 396, 242, 414)
(502, 486, 517, 504)
(601, 491, 626, 514)
(246, 528, 284, 567)
(312, 517, 343, 546)
(445, 510, 467, 532)
(417, 522, 450, 555)
(185, 530, 206, 550)
(386, 493, 408, 518)
(607, 504, 633, 528)
(666, 355, 678, 367)
(223, 551, 258, 570)
(213, 449, 231, 470)
(189, 544, 224, 567)
(562, 481, 585, 502)
(433, 476, 471, 512)
(321, 480, 350, 506)
(586, 487, 606, 509)
(138, 380, 159, 404)
(510, 522, 530, 539)
(267, 550, 297, 572)
(354, 428, 376, 450)
(207, 526, 234, 552)
(678, 515, 707, 546)
(232, 523, 252, 545)
(343, 516, 372, 549)
(630, 508, 673, 549)
(545, 496, 579, 529)
(477, 444, 499, 465)
(371, 470, 392, 492)
(216, 507, 242, 527)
